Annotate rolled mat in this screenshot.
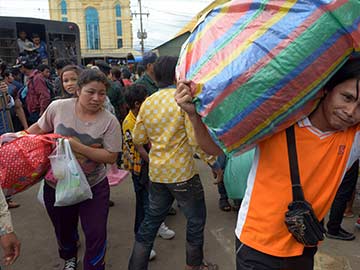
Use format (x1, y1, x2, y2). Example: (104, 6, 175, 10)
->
(176, 0, 360, 155)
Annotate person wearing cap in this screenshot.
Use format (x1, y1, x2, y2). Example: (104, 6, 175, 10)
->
(17, 30, 32, 54)
(22, 42, 42, 68)
(135, 52, 158, 96)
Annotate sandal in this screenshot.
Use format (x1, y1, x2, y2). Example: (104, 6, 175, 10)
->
(219, 199, 231, 212)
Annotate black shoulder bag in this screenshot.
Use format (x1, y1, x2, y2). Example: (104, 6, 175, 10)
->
(284, 125, 325, 246)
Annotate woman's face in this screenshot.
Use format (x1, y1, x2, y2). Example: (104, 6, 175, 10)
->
(77, 81, 107, 113)
(62, 71, 79, 95)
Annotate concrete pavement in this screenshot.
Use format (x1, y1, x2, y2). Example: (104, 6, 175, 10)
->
(5, 160, 360, 270)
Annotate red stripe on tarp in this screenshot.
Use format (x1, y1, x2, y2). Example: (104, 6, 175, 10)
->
(190, 1, 285, 87)
(218, 34, 352, 148)
(201, 0, 346, 116)
(184, 1, 254, 69)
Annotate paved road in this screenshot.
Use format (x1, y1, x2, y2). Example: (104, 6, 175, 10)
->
(4, 161, 360, 270)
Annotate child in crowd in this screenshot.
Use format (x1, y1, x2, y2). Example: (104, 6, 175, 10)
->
(60, 65, 82, 98)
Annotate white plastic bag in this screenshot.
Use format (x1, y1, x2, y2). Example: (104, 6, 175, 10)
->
(37, 180, 45, 206)
(54, 139, 93, 206)
(48, 139, 67, 181)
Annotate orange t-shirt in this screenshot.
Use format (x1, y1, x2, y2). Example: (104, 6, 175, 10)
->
(235, 118, 360, 257)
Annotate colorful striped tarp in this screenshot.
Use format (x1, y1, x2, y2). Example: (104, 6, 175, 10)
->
(176, 0, 360, 155)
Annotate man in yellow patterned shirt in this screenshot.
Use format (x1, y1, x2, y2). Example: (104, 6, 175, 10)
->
(123, 84, 175, 262)
(128, 56, 218, 270)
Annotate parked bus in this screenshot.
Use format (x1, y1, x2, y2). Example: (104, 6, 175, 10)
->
(0, 16, 81, 66)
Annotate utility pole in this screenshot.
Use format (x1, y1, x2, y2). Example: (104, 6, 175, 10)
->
(132, 0, 149, 55)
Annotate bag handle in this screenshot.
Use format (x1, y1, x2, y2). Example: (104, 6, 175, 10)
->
(285, 125, 305, 201)
(0, 132, 64, 147)
(35, 133, 65, 145)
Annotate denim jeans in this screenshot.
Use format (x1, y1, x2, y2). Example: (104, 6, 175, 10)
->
(128, 174, 206, 270)
(217, 181, 228, 200)
(236, 238, 317, 270)
(132, 169, 150, 234)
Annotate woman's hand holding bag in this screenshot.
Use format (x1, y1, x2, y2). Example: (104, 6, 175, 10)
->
(53, 138, 93, 206)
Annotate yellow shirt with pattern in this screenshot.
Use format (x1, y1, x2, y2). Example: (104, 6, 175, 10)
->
(122, 110, 142, 175)
(133, 87, 214, 183)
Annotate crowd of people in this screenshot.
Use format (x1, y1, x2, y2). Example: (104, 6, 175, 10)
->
(0, 47, 360, 270)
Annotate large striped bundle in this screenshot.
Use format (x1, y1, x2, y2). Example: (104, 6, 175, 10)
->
(177, 0, 360, 155)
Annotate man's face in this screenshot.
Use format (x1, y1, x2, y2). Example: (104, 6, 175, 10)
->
(19, 66, 25, 75)
(5, 74, 14, 84)
(19, 32, 27, 40)
(42, 68, 50, 79)
(321, 79, 360, 131)
(32, 37, 40, 45)
(147, 63, 155, 76)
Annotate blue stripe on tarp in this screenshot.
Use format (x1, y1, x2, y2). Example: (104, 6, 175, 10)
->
(196, 0, 323, 111)
(213, 19, 360, 137)
(186, 0, 263, 80)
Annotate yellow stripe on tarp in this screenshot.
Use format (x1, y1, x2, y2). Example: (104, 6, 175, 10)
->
(187, 5, 230, 54)
(196, 0, 297, 88)
(227, 48, 353, 152)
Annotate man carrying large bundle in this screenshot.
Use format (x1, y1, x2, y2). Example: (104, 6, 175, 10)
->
(176, 59, 360, 270)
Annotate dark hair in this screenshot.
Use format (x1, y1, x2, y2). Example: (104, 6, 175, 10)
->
(125, 84, 147, 109)
(11, 67, 21, 76)
(325, 60, 360, 91)
(37, 64, 50, 72)
(54, 58, 73, 70)
(23, 61, 34, 70)
(122, 68, 131, 79)
(95, 60, 111, 75)
(136, 64, 145, 77)
(3, 69, 11, 78)
(60, 65, 83, 97)
(325, 59, 360, 100)
(153, 56, 178, 88)
(77, 69, 110, 90)
(32, 33, 40, 39)
(111, 67, 122, 80)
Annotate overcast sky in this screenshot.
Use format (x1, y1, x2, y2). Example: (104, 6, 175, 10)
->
(0, 0, 214, 51)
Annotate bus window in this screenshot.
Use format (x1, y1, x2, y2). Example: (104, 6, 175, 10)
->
(0, 28, 17, 64)
(16, 23, 46, 44)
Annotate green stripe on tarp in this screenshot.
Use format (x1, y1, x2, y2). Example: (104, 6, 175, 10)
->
(188, 0, 270, 80)
(203, 1, 358, 129)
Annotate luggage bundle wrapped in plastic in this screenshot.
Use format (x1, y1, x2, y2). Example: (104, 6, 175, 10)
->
(0, 132, 59, 196)
(176, 0, 360, 155)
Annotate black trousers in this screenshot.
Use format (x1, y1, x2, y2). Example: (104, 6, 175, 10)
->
(327, 160, 359, 234)
(236, 238, 317, 270)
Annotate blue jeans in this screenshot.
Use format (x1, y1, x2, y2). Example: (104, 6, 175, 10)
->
(132, 169, 150, 234)
(217, 181, 228, 200)
(128, 174, 206, 270)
